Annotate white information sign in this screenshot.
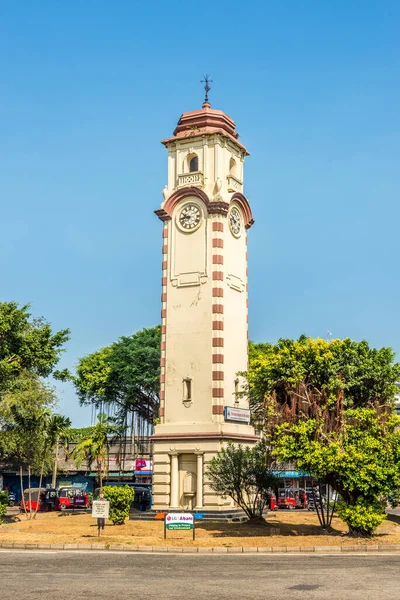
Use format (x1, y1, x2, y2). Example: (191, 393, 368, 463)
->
(165, 513, 194, 530)
(224, 406, 251, 423)
(92, 500, 110, 519)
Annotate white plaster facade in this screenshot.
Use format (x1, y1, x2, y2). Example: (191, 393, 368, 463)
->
(152, 102, 257, 511)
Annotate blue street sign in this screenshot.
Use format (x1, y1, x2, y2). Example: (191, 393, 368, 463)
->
(194, 513, 204, 519)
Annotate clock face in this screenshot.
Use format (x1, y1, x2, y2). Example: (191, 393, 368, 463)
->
(178, 203, 202, 231)
(229, 206, 242, 237)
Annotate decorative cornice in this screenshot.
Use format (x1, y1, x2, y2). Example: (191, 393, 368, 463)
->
(208, 200, 229, 217)
(154, 208, 171, 222)
(230, 192, 254, 230)
(151, 431, 259, 442)
(154, 189, 254, 229)
(155, 187, 210, 221)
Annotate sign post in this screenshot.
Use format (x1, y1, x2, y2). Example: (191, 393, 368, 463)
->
(92, 500, 110, 536)
(164, 513, 195, 541)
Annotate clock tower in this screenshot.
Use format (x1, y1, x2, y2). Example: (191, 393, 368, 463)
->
(152, 92, 257, 513)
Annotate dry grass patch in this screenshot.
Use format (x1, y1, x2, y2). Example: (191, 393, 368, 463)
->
(0, 511, 399, 548)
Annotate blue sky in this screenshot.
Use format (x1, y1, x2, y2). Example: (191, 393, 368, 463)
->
(1, 1, 399, 425)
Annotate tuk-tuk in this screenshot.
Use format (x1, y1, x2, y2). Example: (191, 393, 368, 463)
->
(55, 486, 90, 511)
(20, 488, 46, 512)
(277, 488, 307, 509)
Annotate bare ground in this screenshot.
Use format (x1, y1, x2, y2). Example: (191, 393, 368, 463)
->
(1, 510, 399, 547)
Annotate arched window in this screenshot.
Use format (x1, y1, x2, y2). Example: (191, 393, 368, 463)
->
(189, 155, 198, 172)
(229, 157, 237, 176)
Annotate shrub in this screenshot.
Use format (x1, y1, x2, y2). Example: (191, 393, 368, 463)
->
(337, 499, 386, 537)
(0, 491, 8, 524)
(103, 486, 134, 525)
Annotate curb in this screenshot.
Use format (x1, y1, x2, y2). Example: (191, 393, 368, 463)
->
(1, 542, 400, 554)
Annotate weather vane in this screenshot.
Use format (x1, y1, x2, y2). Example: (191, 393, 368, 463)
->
(201, 74, 213, 104)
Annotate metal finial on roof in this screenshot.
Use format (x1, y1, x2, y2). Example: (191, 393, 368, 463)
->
(201, 74, 213, 105)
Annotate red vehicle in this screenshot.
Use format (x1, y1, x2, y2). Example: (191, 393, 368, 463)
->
(20, 488, 46, 513)
(277, 488, 307, 510)
(55, 486, 90, 511)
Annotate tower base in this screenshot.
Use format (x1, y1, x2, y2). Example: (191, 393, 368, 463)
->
(151, 427, 258, 512)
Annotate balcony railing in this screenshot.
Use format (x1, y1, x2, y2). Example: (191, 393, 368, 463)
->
(177, 171, 204, 188)
(227, 175, 243, 192)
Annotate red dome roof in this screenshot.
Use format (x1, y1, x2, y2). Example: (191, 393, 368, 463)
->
(161, 102, 249, 155)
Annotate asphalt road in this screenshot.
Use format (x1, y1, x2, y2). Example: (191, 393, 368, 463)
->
(1, 551, 400, 600)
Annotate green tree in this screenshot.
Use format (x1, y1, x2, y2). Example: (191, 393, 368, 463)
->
(274, 401, 400, 535)
(207, 442, 282, 521)
(246, 336, 400, 536)
(0, 301, 70, 393)
(74, 326, 161, 442)
(47, 414, 72, 488)
(7, 405, 51, 519)
(247, 337, 400, 426)
(70, 414, 121, 491)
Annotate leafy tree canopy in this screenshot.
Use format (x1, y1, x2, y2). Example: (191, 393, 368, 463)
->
(0, 301, 70, 392)
(246, 335, 400, 536)
(247, 336, 400, 423)
(74, 326, 161, 423)
(274, 406, 400, 535)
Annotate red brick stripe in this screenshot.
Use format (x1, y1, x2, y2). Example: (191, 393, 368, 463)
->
(212, 238, 223, 248)
(212, 354, 224, 363)
(212, 288, 223, 297)
(212, 321, 224, 330)
(212, 304, 223, 313)
(212, 371, 224, 380)
(212, 255, 223, 265)
(212, 388, 224, 398)
(212, 405, 224, 415)
(212, 222, 224, 232)
(212, 338, 224, 347)
(213, 271, 223, 281)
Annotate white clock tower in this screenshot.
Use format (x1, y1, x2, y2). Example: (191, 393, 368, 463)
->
(152, 88, 257, 513)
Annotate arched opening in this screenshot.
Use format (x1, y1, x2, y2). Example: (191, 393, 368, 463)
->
(189, 155, 199, 173)
(229, 157, 237, 176)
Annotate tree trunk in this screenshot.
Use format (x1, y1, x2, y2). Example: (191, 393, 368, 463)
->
(98, 461, 102, 492)
(33, 460, 45, 519)
(28, 466, 32, 520)
(19, 465, 28, 520)
(52, 438, 59, 488)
